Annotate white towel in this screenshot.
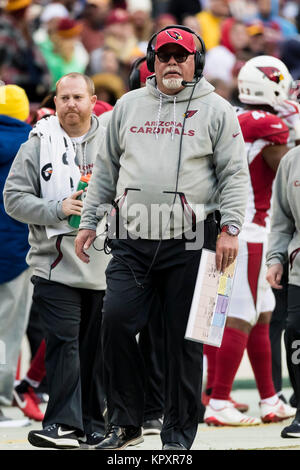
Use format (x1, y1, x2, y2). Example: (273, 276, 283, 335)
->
(32, 115, 81, 239)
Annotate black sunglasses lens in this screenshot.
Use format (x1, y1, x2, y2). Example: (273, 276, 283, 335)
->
(157, 53, 189, 63)
(175, 55, 188, 63)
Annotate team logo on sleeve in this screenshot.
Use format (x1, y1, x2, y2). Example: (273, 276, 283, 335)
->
(257, 67, 284, 84)
(41, 163, 53, 181)
(166, 30, 183, 41)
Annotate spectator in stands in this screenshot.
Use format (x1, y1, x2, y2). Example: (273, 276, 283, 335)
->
(168, 0, 202, 23)
(182, 14, 203, 36)
(39, 2, 70, 26)
(103, 8, 143, 65)
(0, 0, 51, 103)
(255, 0, 298, 37)
(280, 36, 300, 80)
(91, 71, 126, 104)
(40, 0, 77, 20)
(246, 21, 267, 56)
(126, 0, 153, 53)
(36, 17, 89, 88)
(88, 46, 120, 76)
(79, 0, 110, 54)
(204, 18, 250, 85)
(196, 0, 230, 50)
(153, 13, 177, 33)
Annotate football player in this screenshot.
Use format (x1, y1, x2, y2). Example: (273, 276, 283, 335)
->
(204, 55, 300, 426)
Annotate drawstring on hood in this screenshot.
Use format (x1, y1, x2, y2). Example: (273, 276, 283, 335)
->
(154, 93, 162, 139)
(69, 114, 100, 175)
(83, 142, 87, 174)
(172, 96, 177, 140)
(149, 76, 215, 141)
(154, 92, 177, 141)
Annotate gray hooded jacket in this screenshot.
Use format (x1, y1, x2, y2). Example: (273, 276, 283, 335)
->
(4, 115, 109, 289)
(266, 146, 300, 287)
(80, 76, 249, 239)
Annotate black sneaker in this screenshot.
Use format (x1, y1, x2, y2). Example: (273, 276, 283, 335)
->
(28, 424, 80, 449)
(78, 432, 104, 449)
(142, 418, 163, 435)
(163, 442, 187, 450)
(281, 419, 300, 438)
(95, 424, 143, 450)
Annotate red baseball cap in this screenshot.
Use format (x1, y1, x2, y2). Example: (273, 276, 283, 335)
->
(155, 28, 196, 53)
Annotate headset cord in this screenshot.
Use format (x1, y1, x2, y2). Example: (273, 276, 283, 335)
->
(90, 81, 199, 289)
(91, 230, 107, 253)
(92, 231, 145, 288)
(140, 81, 199, 286)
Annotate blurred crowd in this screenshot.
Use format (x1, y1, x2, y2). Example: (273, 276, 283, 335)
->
(1, 0, 300, 115)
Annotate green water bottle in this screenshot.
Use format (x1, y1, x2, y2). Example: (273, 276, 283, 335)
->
(68, 174, 91, 229)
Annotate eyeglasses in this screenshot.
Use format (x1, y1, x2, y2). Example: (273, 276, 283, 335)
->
(155, 51, 194, 63)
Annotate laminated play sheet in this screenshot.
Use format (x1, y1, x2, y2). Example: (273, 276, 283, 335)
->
(185, 249, 236, 347)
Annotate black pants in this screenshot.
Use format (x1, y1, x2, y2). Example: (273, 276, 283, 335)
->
(26, 300, 48, 394)
(26, 300, 44, 358)
(139, 294, 165, 422)
(270, 262, 289, 393)
(32, 276, 106, 434)
(102, 218, 218, 449)
(284, 284, 300, 413)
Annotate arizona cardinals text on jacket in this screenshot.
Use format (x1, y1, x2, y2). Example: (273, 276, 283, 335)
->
(80, 76, 249, 239)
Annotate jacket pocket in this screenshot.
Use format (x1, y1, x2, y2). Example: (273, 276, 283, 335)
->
(290, 247, 300, 271)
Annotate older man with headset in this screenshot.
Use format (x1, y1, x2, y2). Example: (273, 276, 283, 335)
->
(75, 25, 249, 450)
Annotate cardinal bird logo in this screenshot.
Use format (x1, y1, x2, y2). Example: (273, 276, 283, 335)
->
(257, 67, 284, 84)
(184, 110, 198, 119)
(166, 30, 183, 41)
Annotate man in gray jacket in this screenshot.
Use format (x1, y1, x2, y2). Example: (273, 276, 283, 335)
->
(4, 73, 109, 449)
(266, 144, 300, 438)
(75, 26, 249, 450)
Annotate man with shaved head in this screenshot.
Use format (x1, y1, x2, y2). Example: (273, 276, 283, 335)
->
(4, 73, 108, 450)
